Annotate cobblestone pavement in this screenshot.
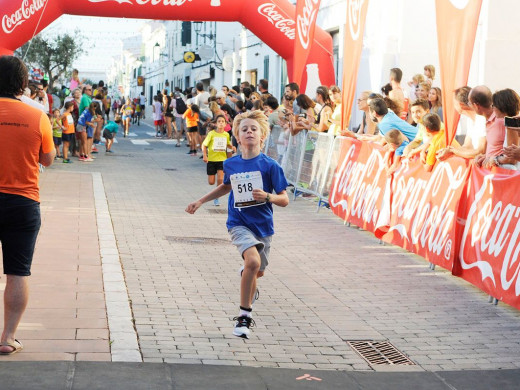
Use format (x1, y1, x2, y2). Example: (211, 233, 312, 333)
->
(46, 118, 520, 372)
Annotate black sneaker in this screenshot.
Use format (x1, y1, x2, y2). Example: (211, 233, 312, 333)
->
(232, 316, 255, 339)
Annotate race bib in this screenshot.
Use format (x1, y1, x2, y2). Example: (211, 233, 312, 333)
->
(212, 136, 227, 152)
(230, 171, 265, 208)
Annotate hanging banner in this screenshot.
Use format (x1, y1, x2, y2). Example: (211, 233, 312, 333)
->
(329, 137, 387, 232)
(435, 0, 482, 145)
(341, 0, 369, 130)
(382, 157, 471, 270)
(454, 166, 520, 309)
(293, 0, 321, 87)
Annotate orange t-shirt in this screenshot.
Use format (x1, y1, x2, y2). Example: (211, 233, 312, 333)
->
(62, 113, 75, 134)
(183, 108, 199, 128)
(0, 98, 54, 202)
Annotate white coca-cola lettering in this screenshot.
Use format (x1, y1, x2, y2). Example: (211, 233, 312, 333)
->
(258, 3, 295, 40)
(88, 0, 190, 5)
(391, 162, 466, 257)
(296, 0, 319, 50)
(330, 143, 385, 225)
(459, 175, 496, 285)
(461, 173, 520, 294)
(2, 0, 47, 35)
(348, 0, 365, 41)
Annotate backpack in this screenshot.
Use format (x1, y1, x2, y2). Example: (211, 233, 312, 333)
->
(175, 98, 187, 114)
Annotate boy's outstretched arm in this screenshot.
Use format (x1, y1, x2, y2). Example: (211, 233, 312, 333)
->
(252, 189, 289, 207)
(186, 183, 232, 214)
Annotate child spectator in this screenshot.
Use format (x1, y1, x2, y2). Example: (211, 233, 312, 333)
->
(77, 102, 99, 162)
(103, 115, 122, 153)
(383, 129, 408, 175)
(152, 95, 164, 137)
(403, 98, 431, 158)
(186, 110, 289, 339)
(424, 64, 436, 86)
(422, 113, 459, 172)
(407, 74, 425, 103)
(429, 87, 443, 119)
(60, 101, 75, 163)
(416, 82, 431, 100)
(51, 108, 65, 159)
(183, 102, 200, 156)
(201, 115, 235, 206)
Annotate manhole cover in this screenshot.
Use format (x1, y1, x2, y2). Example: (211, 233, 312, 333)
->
(207, 209, 227, 214)
(165, 236, 229, 245)
(347, 341, 415, 366)
(164, 168, 177, 171)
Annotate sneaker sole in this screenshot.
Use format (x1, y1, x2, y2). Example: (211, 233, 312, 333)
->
(233, 329, 250, 339)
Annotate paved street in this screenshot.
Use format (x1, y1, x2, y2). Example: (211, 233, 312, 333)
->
(5, 116, 520, 386)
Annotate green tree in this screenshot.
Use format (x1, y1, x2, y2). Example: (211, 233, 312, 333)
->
(16, 31, 85, 89)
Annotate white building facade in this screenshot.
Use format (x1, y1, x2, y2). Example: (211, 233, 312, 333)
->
(106, 0, 519, 126)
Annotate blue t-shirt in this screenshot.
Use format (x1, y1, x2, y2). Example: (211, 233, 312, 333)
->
(78, 109, 94, 130)
(104, 121, 119, 134)
(224, 153, 288, 238)
(378, 111, 418, 156)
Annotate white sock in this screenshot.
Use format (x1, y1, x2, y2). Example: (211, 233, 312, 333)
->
(239, 309, 252, 318)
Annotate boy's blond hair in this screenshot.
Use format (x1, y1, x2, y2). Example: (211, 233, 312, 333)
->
(384, 129, 407, 147)
(412, 73, 425, 84)
(232, 110, 270, 146)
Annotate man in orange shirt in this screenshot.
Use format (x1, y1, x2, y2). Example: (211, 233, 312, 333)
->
(0, 56, 55, 355)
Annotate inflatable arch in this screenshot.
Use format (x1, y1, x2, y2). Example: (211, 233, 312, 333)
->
(0, 0, 335, 91)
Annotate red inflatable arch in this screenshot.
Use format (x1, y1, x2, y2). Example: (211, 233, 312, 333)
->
(0, 0, 335, 91)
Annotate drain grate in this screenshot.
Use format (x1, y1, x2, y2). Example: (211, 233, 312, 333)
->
(164, 168, 177, 171)
(347, 341, 415, 366)
(207, 209, 227, 214)
(165, 236, 229, 245)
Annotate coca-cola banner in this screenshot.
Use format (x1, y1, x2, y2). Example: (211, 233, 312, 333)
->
(454, 167, 520, 309)
(341, 0, 369, 130)
(293, 0, 321, 87)
(329, 137, 386, 232)
(435, 0, 482, 145)
(382, 157, 471, 270)
(0, 0, 335, 88)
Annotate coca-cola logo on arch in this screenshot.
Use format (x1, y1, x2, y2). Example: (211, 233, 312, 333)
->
(296, 0, 319, 50)
(347, 0, 365, 41)
(2, 0, 48, 35)
(258, 2, 295, 40)
(88, 0, 222, 5)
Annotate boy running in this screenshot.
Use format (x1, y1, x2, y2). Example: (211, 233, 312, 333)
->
(186, 110, 289, 339)
(202, 115, 235, 206)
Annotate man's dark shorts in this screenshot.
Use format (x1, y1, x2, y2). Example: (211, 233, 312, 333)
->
(206, 161, 224, 176)
(0, 192, 41, 276)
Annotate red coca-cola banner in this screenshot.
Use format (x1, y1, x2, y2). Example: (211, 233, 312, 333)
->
(329, 137, 386, 232)
(454, 166, 520, 309)
(341, 0, 369, 130)
(0, 0, 334, 89)
(435, 0, 482, 145)
(293, 0, 321, 87)
(329, 139, 520, 310)
(382, 157, 471, 270)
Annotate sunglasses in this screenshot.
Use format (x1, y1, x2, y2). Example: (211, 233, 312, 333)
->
(38, 88, 44, 91)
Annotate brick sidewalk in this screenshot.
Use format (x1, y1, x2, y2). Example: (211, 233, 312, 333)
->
(10, 120, 520, 371)
(0, 171, 110, 361)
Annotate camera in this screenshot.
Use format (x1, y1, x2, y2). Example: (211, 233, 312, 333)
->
(505, 116, 520, 129)
(298, 113, 307, 119)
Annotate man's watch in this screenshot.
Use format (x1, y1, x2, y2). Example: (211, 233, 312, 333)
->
(493, 155, 500, 166)
(265, 194, 271, 203)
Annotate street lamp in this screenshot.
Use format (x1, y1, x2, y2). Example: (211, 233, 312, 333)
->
(192, 22, 215, 41)
(153, 42, 160, 61)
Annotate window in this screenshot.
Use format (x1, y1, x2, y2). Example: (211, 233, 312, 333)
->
(263, 56, 269, 80)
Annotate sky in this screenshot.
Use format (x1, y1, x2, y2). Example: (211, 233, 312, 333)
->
(41, 15, 150, 80)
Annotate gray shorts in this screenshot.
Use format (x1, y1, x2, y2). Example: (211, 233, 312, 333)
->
(229, 226, 272, 271)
